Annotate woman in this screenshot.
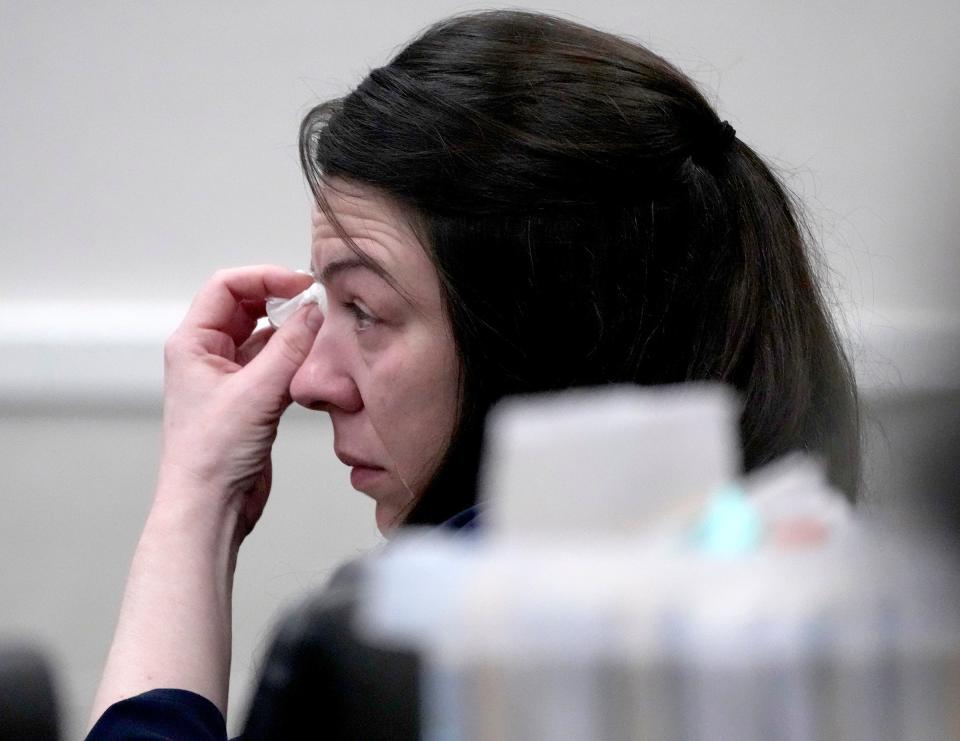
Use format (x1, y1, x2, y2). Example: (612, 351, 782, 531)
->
(87, 9, 859, 738)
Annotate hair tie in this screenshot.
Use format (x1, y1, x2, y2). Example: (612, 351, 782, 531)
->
(691, 120, 737, 171)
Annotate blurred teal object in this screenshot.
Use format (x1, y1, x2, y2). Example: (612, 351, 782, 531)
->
(692, 484, 763, 555)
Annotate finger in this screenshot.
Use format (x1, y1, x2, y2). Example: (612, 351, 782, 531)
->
(235, 325, 276, 366)
(165, 325, 238, 367)
(180, 266, 313, 337)
(167, 299, 266, 363)
(216, 299, 266, 347)
(243, 303, 323, 390)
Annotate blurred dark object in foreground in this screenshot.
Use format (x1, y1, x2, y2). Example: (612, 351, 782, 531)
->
(0, 643, 60, 741)
(241, 561, 418, 740)
(863, 388, 960, 538)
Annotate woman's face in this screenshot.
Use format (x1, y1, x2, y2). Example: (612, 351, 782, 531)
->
(290, 179, 460, 533)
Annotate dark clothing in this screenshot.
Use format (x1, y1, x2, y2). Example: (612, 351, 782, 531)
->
(85, 505, 481, 741)
(86, 689, 227, 740)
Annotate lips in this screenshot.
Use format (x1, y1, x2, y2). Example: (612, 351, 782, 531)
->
(334, 449, 384, 470)
(335, 451, 386, 494)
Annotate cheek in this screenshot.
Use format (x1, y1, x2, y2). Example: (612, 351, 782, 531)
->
(360, 341, 459, 472)
(364, 350, 452, 428)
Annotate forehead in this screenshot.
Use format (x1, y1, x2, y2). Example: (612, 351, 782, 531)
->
(311, 179, 432, 287)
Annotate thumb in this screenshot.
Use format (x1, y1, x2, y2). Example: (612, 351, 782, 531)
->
(243, 303, 323, 392)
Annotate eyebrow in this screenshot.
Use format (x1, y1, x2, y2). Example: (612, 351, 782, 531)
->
(313, 255, 391, 285)
(311, 239, 416, 308)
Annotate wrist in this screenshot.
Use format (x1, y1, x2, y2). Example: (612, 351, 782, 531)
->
(151, 462, 248, 557)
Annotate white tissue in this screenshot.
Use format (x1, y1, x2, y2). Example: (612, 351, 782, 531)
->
(265, 282, 327, 328)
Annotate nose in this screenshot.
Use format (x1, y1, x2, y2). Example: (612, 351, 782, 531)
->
(289, 329, 363, 414)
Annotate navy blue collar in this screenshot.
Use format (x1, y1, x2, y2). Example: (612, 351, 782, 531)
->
(439, 504, 483, 532)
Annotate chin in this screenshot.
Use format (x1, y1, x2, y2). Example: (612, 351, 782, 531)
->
(374, 502, 407, 536)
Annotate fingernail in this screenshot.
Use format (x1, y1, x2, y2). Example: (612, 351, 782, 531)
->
(304, 303, 324, 332)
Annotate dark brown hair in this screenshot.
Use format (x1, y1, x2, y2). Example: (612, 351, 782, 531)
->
(299, 10, 861, 524)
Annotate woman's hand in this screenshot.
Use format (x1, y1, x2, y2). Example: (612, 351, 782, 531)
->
(90, 265, 323, 724)
(157, 265, 321, 540)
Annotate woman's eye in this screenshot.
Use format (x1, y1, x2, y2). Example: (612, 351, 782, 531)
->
(344, 301, 377, 331)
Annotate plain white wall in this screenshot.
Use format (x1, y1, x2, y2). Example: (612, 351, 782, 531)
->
(2, 1, 958, 737)
(2, 1, 959, 315)
(4, 0, 960, 398)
